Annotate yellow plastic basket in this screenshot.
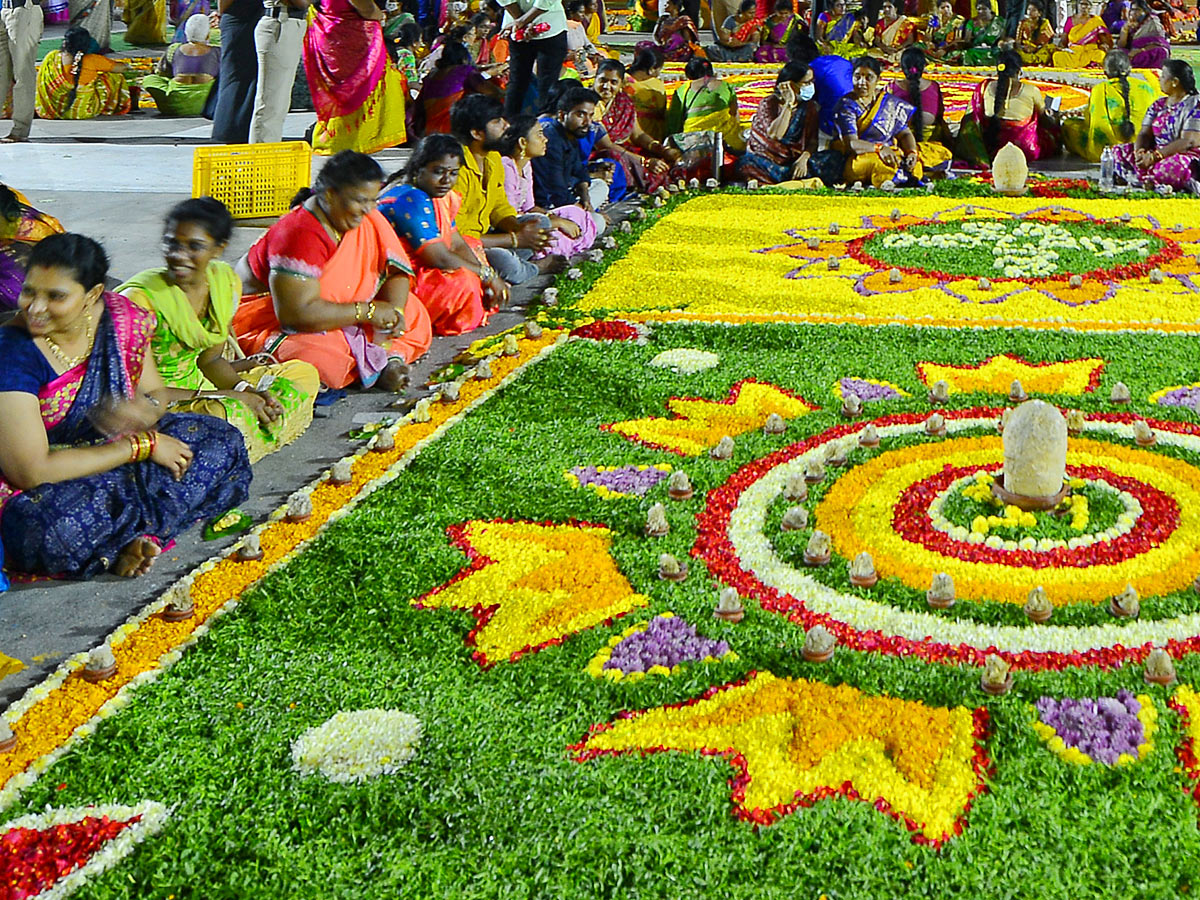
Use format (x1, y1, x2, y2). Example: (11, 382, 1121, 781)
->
(192, 141, 312, 219)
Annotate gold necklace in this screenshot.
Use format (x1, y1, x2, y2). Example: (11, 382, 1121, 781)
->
(42, 304, 96, 369)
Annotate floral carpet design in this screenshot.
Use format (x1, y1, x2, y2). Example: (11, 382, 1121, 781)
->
(577, 194, 1200, 329)
(6, 191, 1200, 897)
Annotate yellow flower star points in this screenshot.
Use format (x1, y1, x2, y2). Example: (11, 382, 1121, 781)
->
(573, 671, 987, 843)
(916, 355, 1106, 396)
(416, 521, 650, 666)
(604, 380, 815, 456)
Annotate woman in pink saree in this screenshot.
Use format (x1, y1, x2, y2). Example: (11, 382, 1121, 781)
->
(635, 0, 702, 62)
(1118, 1, 1171, 69)
(1052, 0, 1111, 67)
(1111, 59, 1200, 191)
(303, 0, 408, 154)
(754, 0, 797, 62)
(956, 50, 1061, 166)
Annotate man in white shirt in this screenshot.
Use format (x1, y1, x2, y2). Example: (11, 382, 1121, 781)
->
(500, 0, 568, 117)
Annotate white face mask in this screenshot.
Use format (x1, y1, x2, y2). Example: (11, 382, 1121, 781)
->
(798, 83, 815, 101)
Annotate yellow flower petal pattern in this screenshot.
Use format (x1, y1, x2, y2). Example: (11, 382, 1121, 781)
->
(916, 355, 1106, 395)
(604, 380, 815, 455)
(574, 671, 987, 844)
(416, 521, 650, 665)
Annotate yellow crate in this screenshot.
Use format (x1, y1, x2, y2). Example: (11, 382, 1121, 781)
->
(192, 141, 312, 220)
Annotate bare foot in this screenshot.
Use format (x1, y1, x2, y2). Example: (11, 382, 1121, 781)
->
(376, 358, 410, 393)
(535, 254, 568, 275)
(113, 537, 161, 578)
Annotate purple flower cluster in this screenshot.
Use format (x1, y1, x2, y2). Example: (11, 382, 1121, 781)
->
(571, 465, 670, 496)
(1155, 386, 1200, 411)
(1036, 690, 1144, 765)
(840, 377, 902, 402)
(603, 615, 730, 674)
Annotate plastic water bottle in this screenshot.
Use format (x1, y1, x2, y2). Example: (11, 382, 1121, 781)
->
(1099, 147, 1115, 193)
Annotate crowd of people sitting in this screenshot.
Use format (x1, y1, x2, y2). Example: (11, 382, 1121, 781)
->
(0, 0, 1198, 585)
(3, 0, 1190, 147)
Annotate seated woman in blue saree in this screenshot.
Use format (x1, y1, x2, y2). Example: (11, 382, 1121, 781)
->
(816, 0, 863, 58)
(833, 55, 952, 188)
(0, 233, 251, 579)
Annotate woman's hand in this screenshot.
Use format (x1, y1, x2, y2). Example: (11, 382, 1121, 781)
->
(151, 432, 194, 481)
(646, 157, 669, 176)
(1134, 146, 1157, 169)
(777, 81, 796, 106)
(791, 152, 811, 179)
(88, 393, 163, 437)
(903, 150, 919, 170)
(239, 390, 283, 426)
(483, 276, 509, 309)
(369, 300, 404, 333)
(549, 215, 581, 239)
(876, 144, 899, 166)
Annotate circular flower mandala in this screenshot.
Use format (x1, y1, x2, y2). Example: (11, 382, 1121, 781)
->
(762, 206, 1188, 309)
(695, 409, 1200, 670)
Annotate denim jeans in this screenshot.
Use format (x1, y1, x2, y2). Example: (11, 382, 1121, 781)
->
(485, 213, 553, 284)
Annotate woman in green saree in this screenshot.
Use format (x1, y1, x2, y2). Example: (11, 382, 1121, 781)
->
(959, 2, 1006, 65)
(922, 0, 965, 61)
(664, 57, 746, 152)
(118, 198, 320, 464)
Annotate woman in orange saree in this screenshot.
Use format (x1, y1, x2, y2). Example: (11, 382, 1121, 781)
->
(233, 152, 432, 391)
(378, 136, 505, 337)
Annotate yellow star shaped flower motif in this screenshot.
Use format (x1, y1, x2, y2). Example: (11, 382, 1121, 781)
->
(574, 671, 987, 843)
(917, 354, 1106, 396)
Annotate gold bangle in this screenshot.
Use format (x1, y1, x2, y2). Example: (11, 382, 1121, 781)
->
(127, 433, 139, 463)
(510, 231, 518, 248)
(367, 300, 377, 323)
(355, 301, 364, 323)
(137, 432, 153, 462)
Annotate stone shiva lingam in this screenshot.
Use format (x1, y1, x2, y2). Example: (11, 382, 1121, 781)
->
(714, 587, 745, 623)
(658, 553, 688, 582)
(780, 506, 809, 532)
(980, 654, 1014, 695)
(782, 473, 808, 502)
(1024, 586, 1052, 623)
(1110, 584, 1140, 618)
(645, 503, 669, 537)
(803, 530, 831, 566)
(990, 400, 1070, 511)
(848, 552, 878, 588)
(666, 470, 693, 500)
(992, 142, 1029, 195)
(1144, 647, 1177, 686)
(801, 625, 836, 663)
